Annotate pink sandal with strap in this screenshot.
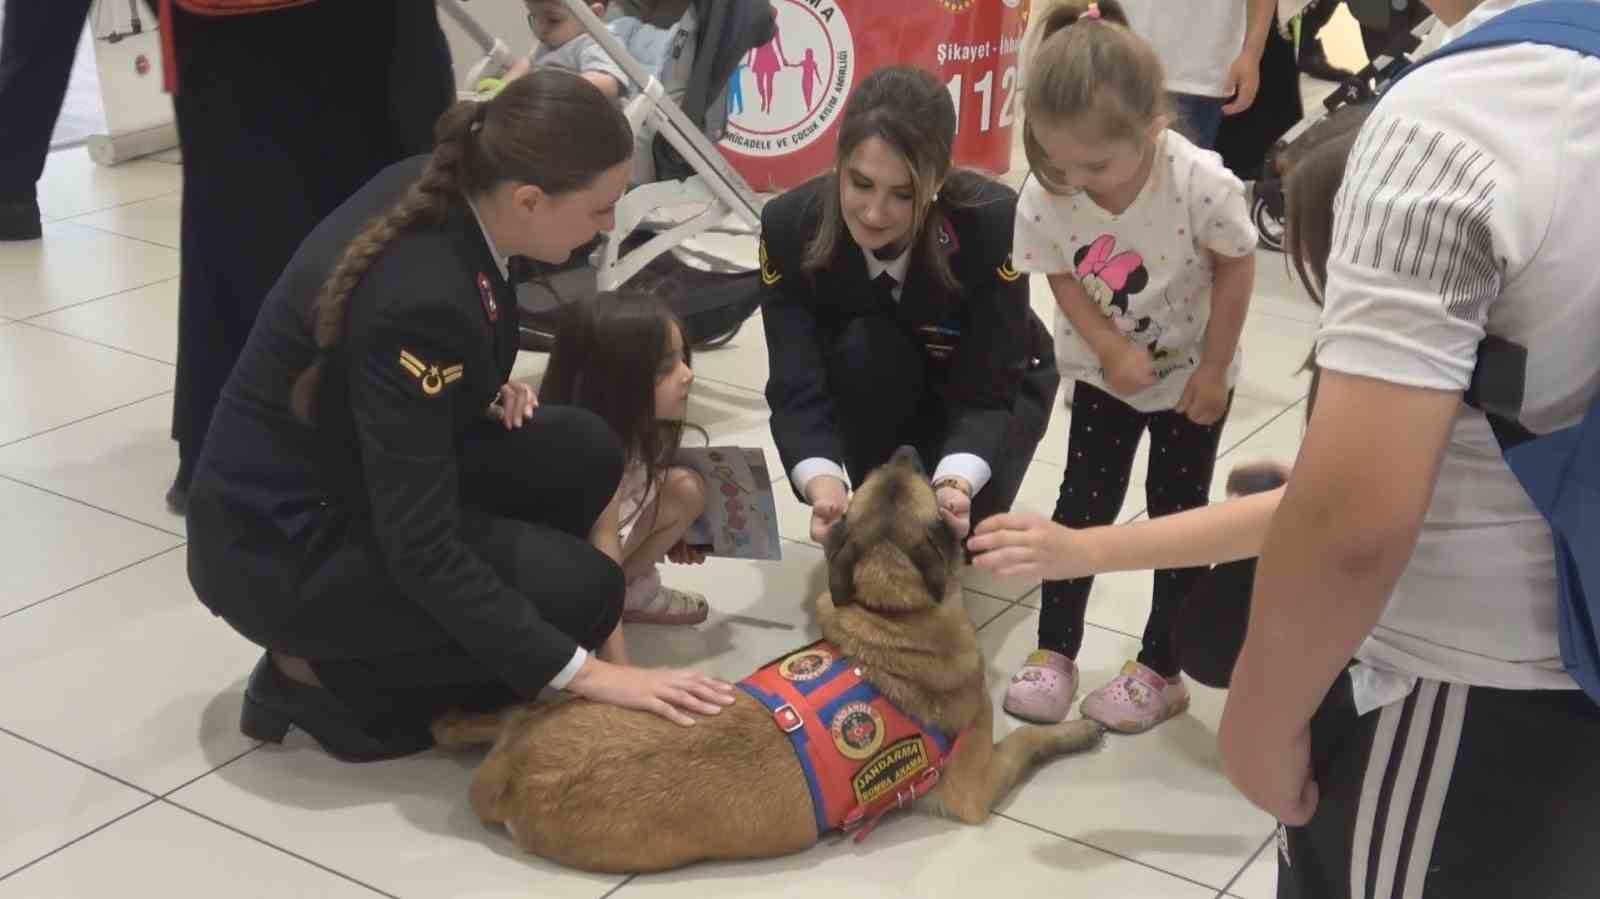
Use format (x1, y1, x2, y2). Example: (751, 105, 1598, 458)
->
(1081, 660, 1190, 734)
(1003, 649, 1080, 724)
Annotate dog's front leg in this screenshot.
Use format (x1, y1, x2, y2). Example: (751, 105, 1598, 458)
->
(930, 698, 1103, 824)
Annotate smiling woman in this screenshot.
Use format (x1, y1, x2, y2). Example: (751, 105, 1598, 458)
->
(757, 65, 1058, 548)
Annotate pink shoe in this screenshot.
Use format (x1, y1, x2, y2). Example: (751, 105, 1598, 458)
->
(1003, 650, 1080, 723)
(1081, 661, 1190, 734)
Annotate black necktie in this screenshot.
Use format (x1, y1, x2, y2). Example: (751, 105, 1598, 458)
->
(872, 270, 899, 307)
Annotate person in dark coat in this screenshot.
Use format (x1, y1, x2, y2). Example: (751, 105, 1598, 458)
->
(187, 71, 735, 762)
(758, 66, 1058, 546)
(165, 0, 458, 514)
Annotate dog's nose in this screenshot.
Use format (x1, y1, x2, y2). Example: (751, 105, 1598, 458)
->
(892, 445, 923, 474)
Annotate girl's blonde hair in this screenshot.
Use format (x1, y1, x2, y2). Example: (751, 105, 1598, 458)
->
(1022, 0, 1169, 194)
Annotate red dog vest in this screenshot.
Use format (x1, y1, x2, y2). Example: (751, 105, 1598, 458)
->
(738, 640, 965, 841)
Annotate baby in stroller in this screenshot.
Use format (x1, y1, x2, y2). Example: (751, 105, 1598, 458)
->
(496, 0, 674, 99)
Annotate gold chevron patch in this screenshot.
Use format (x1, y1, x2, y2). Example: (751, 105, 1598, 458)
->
(996, 256, 1023, 283)
(398, 350, 464, 397)
(759, 239, 782, 287)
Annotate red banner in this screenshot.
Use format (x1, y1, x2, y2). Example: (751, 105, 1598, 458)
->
(718, 0, 1032, 193)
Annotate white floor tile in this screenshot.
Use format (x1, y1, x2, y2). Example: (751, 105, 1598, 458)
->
(1234, 312, 1316, 408)
(616, 812, 1217, 899)
(0, 394, 183, 534)
(0, 731, 151, 879)
(0, 478, 179, 618)
(0, 323, 172, 447)
(34, 148, 181, 224)
(169, 749, 627, 899)
(71, 193, 183, 251)
(1250, 250, 1320, 324)
(0, 222, 179, 320)
(682, 311, 769, 393)
(979, 607, 1276, 891)
(1227, 837, 1278, 898)
(0, 802, 382, 898)
(26, 277, 179, 365)
(0, 549, 262, 795)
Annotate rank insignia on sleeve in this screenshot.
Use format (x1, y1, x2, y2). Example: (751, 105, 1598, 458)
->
(398, 350, 464, 397)
(759, 239, 783, 286)
(997, 256, 1023, 282)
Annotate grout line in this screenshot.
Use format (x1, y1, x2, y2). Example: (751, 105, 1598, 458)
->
(73, 220, 181, 253)
(42, 185, 183, 226)
(160, 801, 402, 899)
(0, 389, 175, 451)
(1217, 833, 1274, 898)
(0, 472, 186, 540)
(0, 798, 161, 885)
(0, 727, 160, 800)
(159, 743, 264, 800)
(0, 543, 185, 626)
(597, 873, 641, 898)
(14, 274, 179, 324)
(15, 319, 175, 367)
(996, 812, 1232, 895)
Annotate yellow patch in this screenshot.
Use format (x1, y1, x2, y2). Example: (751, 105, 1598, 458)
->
(997, 256, 1023, 283)
(398, 350, 464, 397)
(759, 239, 783, 287)
(851, 737, 930, 805)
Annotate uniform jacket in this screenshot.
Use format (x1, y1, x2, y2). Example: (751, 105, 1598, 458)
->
(757, 173, 1052, 486)
(186, 156, 578, 697)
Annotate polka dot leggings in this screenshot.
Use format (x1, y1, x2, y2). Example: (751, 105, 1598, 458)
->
(1038, 381, 1232, 677)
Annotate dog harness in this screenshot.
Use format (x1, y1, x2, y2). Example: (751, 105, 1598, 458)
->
(738, 640, 966, 841)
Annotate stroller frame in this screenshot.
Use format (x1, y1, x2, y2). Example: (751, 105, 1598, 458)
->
(1252, 12, 1441, 252)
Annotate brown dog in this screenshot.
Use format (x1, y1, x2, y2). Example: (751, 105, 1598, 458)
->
(432, 446, 1102, 873)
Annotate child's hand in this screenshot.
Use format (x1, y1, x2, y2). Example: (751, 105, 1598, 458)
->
(666, 540, 707, 565)
(967, 513, 1092, 581)
(1104, 342, 1158, 396)
(1175, 363, 1229, 426)
(488, 382, 539, 429)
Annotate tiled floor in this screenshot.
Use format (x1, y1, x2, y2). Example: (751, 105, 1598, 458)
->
(0, 55, 1359, 893)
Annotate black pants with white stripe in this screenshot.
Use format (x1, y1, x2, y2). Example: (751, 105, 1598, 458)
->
(1280, 670, 1600, 899)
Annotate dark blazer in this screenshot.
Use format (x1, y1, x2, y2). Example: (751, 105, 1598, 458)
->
(758, 172, 1052, 483)
(186, 156, 577, 697)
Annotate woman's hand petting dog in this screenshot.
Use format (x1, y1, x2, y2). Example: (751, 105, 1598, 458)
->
(967, 513, 1090, 581)
(567, 657, 738, 727)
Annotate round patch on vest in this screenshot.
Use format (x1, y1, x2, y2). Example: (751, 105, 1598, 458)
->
(778, 647, 833, 682)
(831, 701, 886, 760)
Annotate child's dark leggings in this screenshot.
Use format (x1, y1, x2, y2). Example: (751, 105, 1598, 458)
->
(1039, 381, 1231, 677)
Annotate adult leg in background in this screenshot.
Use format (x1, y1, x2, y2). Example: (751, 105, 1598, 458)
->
(0, 0, 94, 240)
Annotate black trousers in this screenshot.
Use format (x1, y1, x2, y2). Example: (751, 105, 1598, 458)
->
(1039, 381, 1231, 677)
(825, 314, 1058, 529)
(169, 0, 453, 489)
(1278, 670, 1600, 899)
(0, 0, 95, 199)
(198, 411, 625, 741)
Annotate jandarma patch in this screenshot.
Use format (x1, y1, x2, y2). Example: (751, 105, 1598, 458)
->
(398, 350, 463, 397)
(831, 701, 886, 760)
(778, 647, 834, 682)
(851, 737, 929, 805)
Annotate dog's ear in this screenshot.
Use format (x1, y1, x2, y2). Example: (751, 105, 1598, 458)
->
(826, 519, 857, 607)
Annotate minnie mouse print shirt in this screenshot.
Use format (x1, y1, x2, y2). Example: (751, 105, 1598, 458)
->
(1013, 129, 1257, 412)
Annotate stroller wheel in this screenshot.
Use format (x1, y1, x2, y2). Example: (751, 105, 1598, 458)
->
(1253, 194, 1285, 253)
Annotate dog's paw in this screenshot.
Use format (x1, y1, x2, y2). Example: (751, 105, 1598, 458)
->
(1046, 718, 1107, 755)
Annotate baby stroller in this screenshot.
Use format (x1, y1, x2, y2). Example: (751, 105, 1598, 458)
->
(439, 0, 776, 351)
(1251, 13, 1441, 252)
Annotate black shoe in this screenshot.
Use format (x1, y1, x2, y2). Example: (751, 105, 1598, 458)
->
(165, 482, 188, 517)
(1298, 41, 1356, 83)
(240, 653, 434, 763)
(0, 197, 42, 242)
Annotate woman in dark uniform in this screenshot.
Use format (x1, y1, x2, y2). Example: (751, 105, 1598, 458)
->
(187, 71, 735, 763)
(759, 66, 1058, 544)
